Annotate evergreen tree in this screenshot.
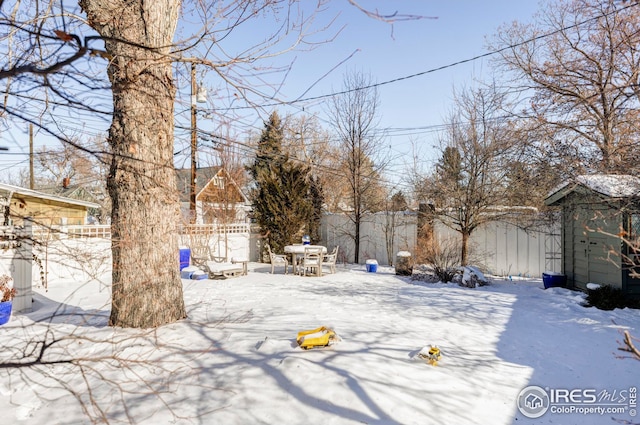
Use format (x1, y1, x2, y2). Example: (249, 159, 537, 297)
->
(251, 111, 285, 180)
(249, 111, 315, 252)
(390, 191, 408, 211)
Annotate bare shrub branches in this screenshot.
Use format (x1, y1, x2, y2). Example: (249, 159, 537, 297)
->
(618, 330, 640, 361)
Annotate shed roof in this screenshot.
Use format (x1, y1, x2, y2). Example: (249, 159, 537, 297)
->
(545, 174, 640, 206)
(0, 182, 101, 209)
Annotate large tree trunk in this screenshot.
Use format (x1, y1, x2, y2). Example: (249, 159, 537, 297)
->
(80, 0, 186, 327)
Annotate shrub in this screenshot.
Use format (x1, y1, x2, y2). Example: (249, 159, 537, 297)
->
(585, 285, 639, 311)
(417, 236, 461, 283)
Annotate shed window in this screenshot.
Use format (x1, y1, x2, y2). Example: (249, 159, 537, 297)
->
(631, 214, 640, 239)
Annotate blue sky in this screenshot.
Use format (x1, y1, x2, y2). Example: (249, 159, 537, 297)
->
(190, 1, 542, 183)
(2, 1, 542, 185)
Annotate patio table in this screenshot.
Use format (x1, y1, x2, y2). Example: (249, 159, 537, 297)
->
(284, 244, 327, 275)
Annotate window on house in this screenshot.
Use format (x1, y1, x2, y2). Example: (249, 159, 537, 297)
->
(213, 176, 225, 189)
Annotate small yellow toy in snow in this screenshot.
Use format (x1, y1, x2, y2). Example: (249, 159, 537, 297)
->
(418, 345, 442, 366)
(296, 326, 338, 350)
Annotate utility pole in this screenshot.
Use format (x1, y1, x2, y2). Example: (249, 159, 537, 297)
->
(189, 63, 207, 224)
(190, 63, 197, 224)
(29, 124, 34, 189)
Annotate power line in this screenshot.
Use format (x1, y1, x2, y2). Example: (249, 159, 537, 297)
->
(206, 1, 640, 113)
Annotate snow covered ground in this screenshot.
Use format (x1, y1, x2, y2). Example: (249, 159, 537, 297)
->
(0, 262, 638, 425)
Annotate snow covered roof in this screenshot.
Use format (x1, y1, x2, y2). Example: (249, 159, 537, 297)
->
(545, 174, 640, 205)
(0, 182, 101, 209)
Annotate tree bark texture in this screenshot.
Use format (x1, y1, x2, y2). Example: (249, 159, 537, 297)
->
(79, 0, 186, 327)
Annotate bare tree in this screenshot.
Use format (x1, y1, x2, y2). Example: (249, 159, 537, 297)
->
(381, 191, 408, 266)
(282, 115, 342, 209)
(426, 85, 519, 265)
(1, 1, 340, 327)
(490, 0, 640, 174)
(328, 71, 388, 263)
(33, 136, 111, 223)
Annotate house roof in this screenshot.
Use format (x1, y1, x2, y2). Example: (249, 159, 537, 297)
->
(175, 166, 249, 204)
(545, 174, 640, 206)
(0, 182, 101, 209)
(176, 166, 220, 201)
(38, 184, 101, 204)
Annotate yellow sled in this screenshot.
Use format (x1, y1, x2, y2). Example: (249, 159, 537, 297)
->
(296, 326, 338, 350)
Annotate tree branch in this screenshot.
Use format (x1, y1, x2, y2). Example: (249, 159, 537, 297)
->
(618, 330, 640, 360)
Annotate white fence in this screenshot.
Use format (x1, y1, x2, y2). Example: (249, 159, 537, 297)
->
(433, 219, 561, 278)
(320, 212, 560, 277)
(29, 223, 252, 264)
(33, 224, 111, 240)
(179, 223, 252, 262)
(321, 212, 418, 265)
(1, 217, 560, 302)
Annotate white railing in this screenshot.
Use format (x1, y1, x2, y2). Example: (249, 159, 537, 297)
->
(183, 223, 251, 235)
(33, 225, 112, 240)
(32, 223, 252, 241)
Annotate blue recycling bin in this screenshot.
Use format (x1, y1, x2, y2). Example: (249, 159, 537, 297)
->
(366, 259, 378, 273)
(542, 272, 566, 289)
(179, 247, 190, 271)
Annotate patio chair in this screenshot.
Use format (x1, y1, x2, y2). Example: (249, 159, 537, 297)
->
(322, 245, 339, 274)
(191, 243, 228, 267)
(190, 244, 212, 268)
(266, 244, 288, 274)
(299, 246, 324, 277)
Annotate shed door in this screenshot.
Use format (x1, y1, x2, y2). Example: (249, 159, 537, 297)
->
(572, 210, 619, 290)
(573, 236, 610, 284)
(574, 236, 589, 287)
(623, 214, 640, 298)
(587, 235, 613, 284)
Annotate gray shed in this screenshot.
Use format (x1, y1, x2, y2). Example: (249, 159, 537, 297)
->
(545, 174, 640, 298)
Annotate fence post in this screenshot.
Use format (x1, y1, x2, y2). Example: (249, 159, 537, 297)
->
(13, 221, 33, 313)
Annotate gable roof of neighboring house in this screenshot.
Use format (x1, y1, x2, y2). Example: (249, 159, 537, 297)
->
(38, 184, 102, 205)
(175, 166, 249, 204)
(545, 174, 640, 206)
(0, 182, 101, 209)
